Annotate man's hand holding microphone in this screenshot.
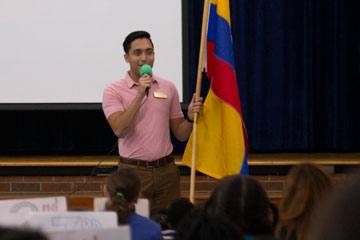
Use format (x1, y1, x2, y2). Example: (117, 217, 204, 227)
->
(139, 64, 153, 97)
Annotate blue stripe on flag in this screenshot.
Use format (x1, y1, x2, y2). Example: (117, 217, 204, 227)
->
(207, 4, 217, 42)
(239, 151, 249, 175)
(213, 14, 235, 70)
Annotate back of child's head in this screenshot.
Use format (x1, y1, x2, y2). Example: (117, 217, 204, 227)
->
(276, 163, 332, 240)
(105, 168, 141, 224)
(0, 227, 48, 240)
(205, 175, 274, 235)
(168, 197, 194, 228)
(307, 172, 360, 240)
(175, 207, 243, 240)
(150, 208, 171, 230)
(280, 163, 332, 217)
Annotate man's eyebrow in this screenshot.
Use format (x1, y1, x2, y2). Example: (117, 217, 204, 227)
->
(132, 47, 153, 52)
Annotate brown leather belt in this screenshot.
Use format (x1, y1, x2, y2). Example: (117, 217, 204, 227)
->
(119, 155, 174, 168)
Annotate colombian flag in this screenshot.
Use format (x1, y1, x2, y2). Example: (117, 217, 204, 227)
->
(182, 0, 248, 179)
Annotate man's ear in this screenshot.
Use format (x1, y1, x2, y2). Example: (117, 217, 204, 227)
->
(103, 184, 109, 197)
(124, 53, 129, 63)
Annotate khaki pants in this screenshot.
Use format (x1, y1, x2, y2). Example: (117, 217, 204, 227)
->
(118, 161, 180, 210)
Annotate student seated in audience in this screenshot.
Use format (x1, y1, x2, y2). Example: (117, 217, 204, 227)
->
(175, 207, 244, 240)
(161, 197, 194, 240)
(0, 227, 48, 240)
(307, 171, 360, 240)
(104, 168, 161, 240)
(150, 208, 171, 231)
(275, 163, 332, 240)
(168, 198, 194, 228)
(204, 175, 276, 240)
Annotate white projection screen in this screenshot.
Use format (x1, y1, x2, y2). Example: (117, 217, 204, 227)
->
(0, 0, 183, 104)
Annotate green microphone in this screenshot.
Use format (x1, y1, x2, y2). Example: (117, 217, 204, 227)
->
(140, 64, 152, 97)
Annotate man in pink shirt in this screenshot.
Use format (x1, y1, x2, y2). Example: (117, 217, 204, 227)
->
(102, 31, 203, 209)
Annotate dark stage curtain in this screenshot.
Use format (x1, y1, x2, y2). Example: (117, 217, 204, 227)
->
(188, 0, 360, 151)
(0, 110, 117, 154)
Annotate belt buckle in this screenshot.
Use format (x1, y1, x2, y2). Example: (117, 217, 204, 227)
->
(145, 160, 155, 168)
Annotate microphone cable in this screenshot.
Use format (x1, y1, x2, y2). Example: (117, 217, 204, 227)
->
(66, 94, 149, 199)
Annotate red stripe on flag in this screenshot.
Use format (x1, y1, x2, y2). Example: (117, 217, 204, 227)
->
(242, 121, 249, 155)
(211, 57, 242, 116)
(206, 41, 215, 79)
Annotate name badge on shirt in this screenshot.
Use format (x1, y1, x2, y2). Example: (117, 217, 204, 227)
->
(154, 92, 167, 99)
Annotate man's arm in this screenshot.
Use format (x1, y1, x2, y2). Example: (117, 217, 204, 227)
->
(170, 94, 203, 142)
(170, 117, 193, 142)
(107, 94, 143, 138)
(107, 74, 153, 138)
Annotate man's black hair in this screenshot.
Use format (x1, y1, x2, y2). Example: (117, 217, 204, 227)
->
(123, 31, 154, 54)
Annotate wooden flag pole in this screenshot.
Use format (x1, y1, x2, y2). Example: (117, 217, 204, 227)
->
(190, 0, 210, 204)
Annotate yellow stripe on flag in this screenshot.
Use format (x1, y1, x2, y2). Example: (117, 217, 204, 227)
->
(183, 89, 246, 179)
(212, 0, 231, 26)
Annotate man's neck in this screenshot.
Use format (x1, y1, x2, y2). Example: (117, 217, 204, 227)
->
(129, 71, 140, 83)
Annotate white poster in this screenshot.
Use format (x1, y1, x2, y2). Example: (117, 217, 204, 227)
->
(27, 211, 118, 232)
(47, 226, 130, 240)
(0, 196, 67, 227)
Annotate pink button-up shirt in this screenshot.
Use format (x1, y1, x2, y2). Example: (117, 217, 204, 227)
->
(102, 72, 184, 160)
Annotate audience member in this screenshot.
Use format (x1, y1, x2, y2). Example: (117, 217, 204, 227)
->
(307, 172, 360, 240)
(150, 208, 171, 230)
(0, 227, 48, 240)
(275, 163, 332, 240)
(104, 168, 161, 240)
(175, 207, 243, 240)
(168, 198, 194, 229)
(204, 175, 276, 240)
(161, 197, 194, 240)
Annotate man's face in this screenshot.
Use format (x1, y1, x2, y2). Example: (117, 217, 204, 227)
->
(124, 38, 154, 80)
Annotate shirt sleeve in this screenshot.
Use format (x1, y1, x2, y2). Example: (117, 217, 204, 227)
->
(102, 85, 124, 119)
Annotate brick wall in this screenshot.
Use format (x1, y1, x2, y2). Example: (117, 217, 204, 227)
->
(0, 173, 347, 203)
(0, 176, 106, 197)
